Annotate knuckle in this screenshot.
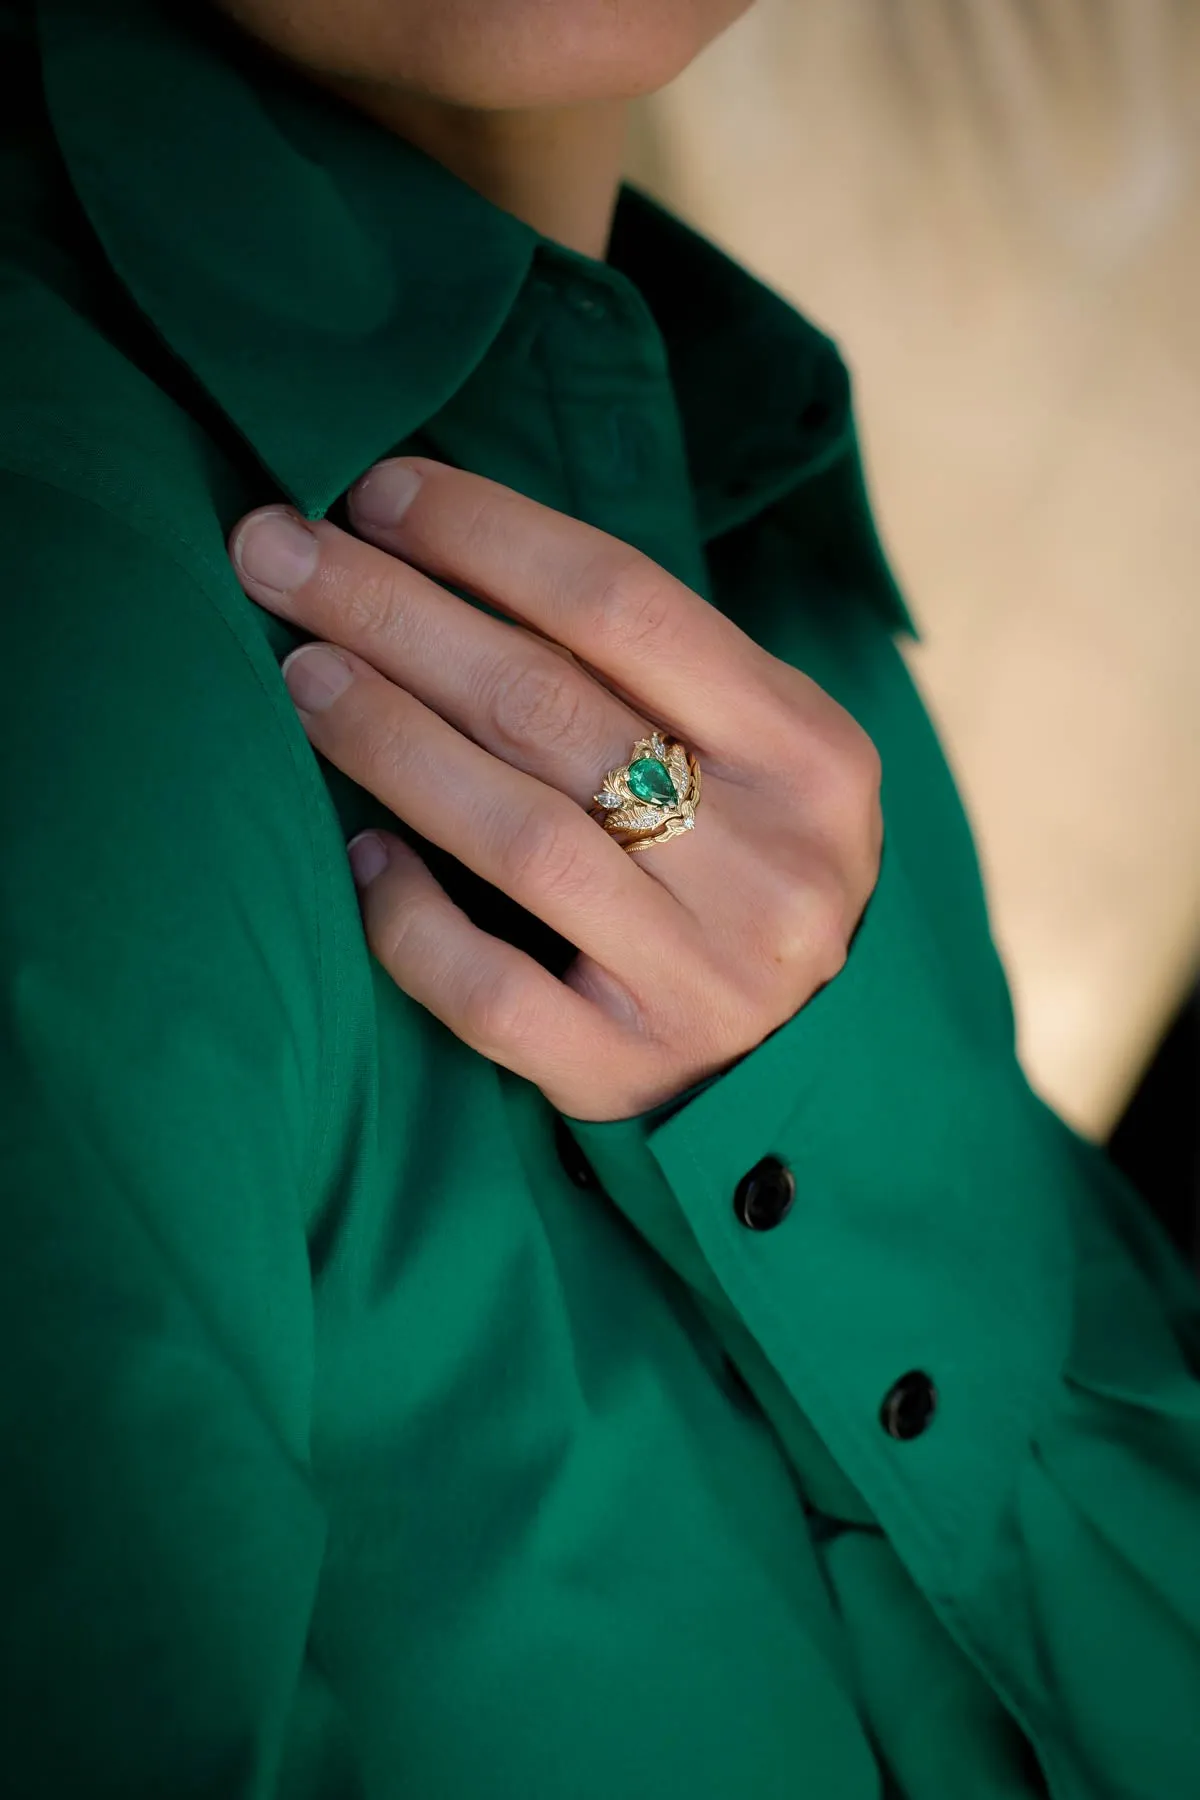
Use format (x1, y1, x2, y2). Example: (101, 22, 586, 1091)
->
(374, 884, 431, 969)
(802, 867, 855, 986)
(832, 723, 884, 877)
(833, 715, 882, 800)
(589, 553, 681, 659)
(843, 720, 883, 799)
(812, 916, 851, 990)
(487, 656, 592, 757)
(753, 673, 882, 808)
(732, 688, 807, 777)
(451, 488, 506, 562)
(746, 858, 852, 995)
(352, 700, 410, 788)
(325, 558, 400, 639)
(449, 496, 507, 572)
(500, 800, 593, 904)
(461, 963, 537, 1049)
(802, 713, 883, 826)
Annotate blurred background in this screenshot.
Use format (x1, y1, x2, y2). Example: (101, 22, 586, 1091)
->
(629, 0, 1200, 1263)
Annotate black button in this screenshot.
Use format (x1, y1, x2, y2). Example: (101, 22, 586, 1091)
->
(554, 1116, 601, 1190)
(733, 1157, 796, 1231)
(880, 1371, 938, 1440)
(798, 397, 833, 432)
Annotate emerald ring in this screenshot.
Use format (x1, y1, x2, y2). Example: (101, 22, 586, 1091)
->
(589, 730, 702, 854)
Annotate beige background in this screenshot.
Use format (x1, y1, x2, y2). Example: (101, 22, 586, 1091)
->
(628, 0, 1200, 1140)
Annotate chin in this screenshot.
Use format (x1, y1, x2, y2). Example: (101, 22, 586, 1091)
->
(409, 0, 755, 109)
(223, 0, 754, 110)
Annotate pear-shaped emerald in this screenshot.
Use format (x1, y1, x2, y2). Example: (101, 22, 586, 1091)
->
(627, 757, 677, 806)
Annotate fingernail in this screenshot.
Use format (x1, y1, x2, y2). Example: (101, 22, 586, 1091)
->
(348, 831, 388, 887)
(281, 644, 353, 712)
(234, 509, 318, 592)
(349, 460, 422, 528)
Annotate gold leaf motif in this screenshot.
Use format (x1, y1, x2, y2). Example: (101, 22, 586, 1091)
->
(593, 734, 701, 845)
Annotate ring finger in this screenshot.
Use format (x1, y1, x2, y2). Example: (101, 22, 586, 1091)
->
(268, 638, 685, 980)
(231, 506, 664, 814)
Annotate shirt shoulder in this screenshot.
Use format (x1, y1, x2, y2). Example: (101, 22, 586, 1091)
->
(0, 246, 249, 599)
(0, 456, 335, 1173)
(0, 245, 349, 1209)
(0, 172, 315, 910)
(0, 6, 256, 603)
(0, 20, 318, 909)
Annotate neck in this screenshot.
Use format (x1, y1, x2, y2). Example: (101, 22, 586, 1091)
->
(322, 82, 630, 260)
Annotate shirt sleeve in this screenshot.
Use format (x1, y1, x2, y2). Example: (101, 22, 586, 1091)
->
(0, 475, 365, 1798)
(565, 829, 1200, 1795)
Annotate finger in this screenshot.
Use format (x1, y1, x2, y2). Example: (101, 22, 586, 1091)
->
(281, 641, 685, 980)
(230, 505, 654, 809)
(349, 831, 629, 1103)
(343, 456, 772, 758)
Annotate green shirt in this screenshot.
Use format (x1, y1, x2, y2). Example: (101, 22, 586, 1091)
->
(3, 3, 1199, 1796)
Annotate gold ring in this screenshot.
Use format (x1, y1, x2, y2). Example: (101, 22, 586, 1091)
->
(589, 729, 702, 854)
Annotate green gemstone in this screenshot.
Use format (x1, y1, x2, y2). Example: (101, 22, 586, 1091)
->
(627, 756, 677, 806)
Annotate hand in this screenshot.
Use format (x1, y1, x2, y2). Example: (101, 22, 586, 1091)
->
(228, 458, 882, 1122)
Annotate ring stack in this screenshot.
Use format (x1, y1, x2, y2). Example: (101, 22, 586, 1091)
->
(589, 730, 702, 854)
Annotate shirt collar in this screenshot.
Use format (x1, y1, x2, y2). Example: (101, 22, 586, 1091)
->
(34, 0, 912, 631)
(38, 0, 539, 518)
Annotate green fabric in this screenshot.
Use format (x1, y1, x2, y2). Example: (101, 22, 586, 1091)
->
(3, 2, 1199, 1796)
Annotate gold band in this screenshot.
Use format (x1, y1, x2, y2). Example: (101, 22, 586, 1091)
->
(588, 730, 702, 854)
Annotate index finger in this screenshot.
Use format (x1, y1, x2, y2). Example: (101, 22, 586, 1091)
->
(344, 456, 768, 756)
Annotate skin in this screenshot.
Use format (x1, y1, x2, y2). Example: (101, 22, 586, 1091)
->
(219, 2, 883, 1119)
(229, 463, 882, 1121)
(214, 0, 756, 256)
